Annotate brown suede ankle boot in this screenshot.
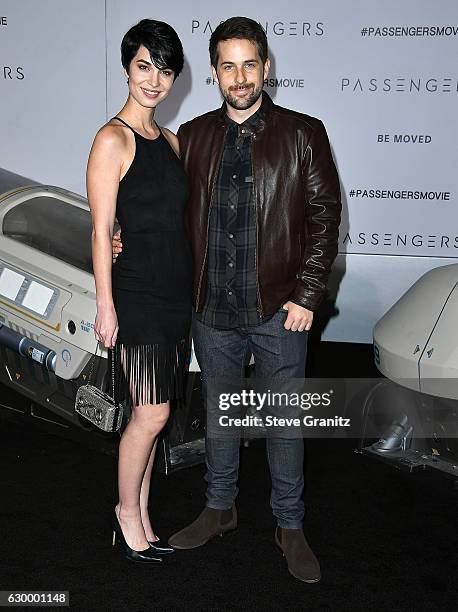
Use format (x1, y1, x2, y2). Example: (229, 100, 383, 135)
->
(168, 506, 237, 550)
(275, 527, 321, 583)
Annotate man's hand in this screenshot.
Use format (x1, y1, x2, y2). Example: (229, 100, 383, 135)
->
(282, 301, 313, 332)
(112, 230, 122, 262)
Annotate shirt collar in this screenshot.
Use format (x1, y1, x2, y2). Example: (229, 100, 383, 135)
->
(224, 104, 264, 135)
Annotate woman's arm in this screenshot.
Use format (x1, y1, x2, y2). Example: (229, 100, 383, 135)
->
(87, 126, 124, 348)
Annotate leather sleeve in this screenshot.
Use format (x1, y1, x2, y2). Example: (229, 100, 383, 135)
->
(290, 120, 341, 311)
(176, 124, 185, 152)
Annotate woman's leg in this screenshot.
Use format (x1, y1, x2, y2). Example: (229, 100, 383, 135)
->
(140, 436, 160, 541)
(116, 401, 169, 550)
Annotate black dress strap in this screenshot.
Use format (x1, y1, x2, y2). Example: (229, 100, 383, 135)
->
(112, 116, 136, 133)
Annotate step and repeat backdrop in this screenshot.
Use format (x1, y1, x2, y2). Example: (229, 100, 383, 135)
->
(1, 0, 457, 342)
(0, 0, 106, 196)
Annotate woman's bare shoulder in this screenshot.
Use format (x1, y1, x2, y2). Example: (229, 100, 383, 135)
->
(161, 127, 180, 156)
(92, 121, 131, 154)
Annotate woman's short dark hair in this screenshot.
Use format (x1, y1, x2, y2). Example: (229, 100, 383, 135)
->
(121, 19, 184, 79)
(209, 17, 268, 69)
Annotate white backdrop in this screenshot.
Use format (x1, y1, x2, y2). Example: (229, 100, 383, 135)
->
(0, 0, 106, 195)
(1, 0, 457, 342)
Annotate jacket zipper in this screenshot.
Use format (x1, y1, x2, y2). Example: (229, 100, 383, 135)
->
(196, 126, 228, 309)
(252, 134, 264, 318)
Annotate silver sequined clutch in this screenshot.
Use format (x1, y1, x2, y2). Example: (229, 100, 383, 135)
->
(75, 346, 122, 433)
(75, 384, 122, 432)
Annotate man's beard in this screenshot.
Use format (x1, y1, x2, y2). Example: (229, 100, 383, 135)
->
(221, 82, 263, 110)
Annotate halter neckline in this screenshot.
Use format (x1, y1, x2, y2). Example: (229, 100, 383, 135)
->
(113, 116, 163, 142)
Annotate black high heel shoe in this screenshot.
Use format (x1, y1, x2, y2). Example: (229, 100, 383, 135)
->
(112, 510, 162, 564)
(148, 538, 175, 555)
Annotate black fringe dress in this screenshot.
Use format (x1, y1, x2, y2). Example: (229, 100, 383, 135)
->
(111, 117, 192, 408)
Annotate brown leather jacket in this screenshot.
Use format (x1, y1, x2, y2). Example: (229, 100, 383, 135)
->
(177, 92, 341, 315)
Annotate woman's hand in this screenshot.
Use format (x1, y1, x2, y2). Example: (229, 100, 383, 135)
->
(94, 304, 119, 348)
(112, 230, 123, 261)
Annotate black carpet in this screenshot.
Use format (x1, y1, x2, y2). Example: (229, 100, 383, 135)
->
(1, 342, 457, 611)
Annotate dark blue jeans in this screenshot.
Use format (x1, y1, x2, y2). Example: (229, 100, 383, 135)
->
(192, 309, 307, 529)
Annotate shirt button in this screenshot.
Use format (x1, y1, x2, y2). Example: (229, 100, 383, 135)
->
(228, 262, 234, 267)
(241, 129, 246, 134)
(228, 291, 233, 295)
(232, 174, 237, 179)
(230, 205, 235, 209)
(228, 233, 234, 239)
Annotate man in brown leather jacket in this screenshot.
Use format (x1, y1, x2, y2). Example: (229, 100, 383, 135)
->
(114, 16, 341, 583)
(168, 17, 341, 584)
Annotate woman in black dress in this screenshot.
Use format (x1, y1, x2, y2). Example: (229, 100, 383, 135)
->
(87, 20, 192, 563)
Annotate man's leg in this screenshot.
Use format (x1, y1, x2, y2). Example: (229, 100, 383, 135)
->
(193, 316, 248, 510)
(249, 310, 321, 582)
(168, 315, 247, 549)
(248, 309, 307, 528)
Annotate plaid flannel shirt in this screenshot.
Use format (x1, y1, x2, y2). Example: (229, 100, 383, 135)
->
(196, 109, 263, 329)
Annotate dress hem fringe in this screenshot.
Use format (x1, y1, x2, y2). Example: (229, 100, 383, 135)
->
(112, 338, 189, 408)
